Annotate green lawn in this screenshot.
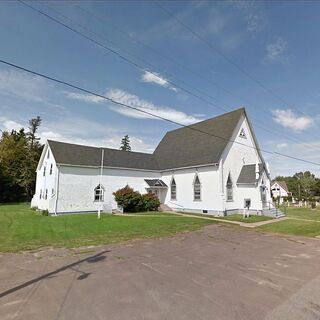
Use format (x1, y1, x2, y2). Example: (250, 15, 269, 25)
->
(177, 211, 272, 223)
(283, 206, 320, 221)
(0, 204, 216, 252)
(217, 214, 272, 223)
(258, 206, 320, 237)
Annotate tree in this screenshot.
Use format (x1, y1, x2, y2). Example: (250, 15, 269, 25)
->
(0, 129, 29, 201)
(294, 171, 317, 197)
(25, 117, 43, 199)
(274, 171, 320, 198)
(120, 134, 131, 151)
(27, 116, 42, 149)
(0, 116, 43, 202)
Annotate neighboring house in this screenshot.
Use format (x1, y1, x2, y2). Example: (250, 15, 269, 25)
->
(271, 181, 292, 203)
(31, 108, 273, 216)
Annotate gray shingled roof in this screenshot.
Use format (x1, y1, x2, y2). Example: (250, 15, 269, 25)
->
(48, 140, 159, 170)
(237, 164, 263, 184)
(145, 179, 168, 187)
(48, 108, 247, 171)
(154, 108, 245, 170)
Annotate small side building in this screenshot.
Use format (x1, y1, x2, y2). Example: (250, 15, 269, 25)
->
(271, 181, 292, 204)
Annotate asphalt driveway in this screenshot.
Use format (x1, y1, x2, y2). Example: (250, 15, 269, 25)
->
(1, 224, 320, 320)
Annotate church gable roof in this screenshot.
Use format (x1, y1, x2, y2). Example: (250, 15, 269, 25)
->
(153, 108, 245, 170)
(237, 163, 263, 184)
(47, 108, 250, 171)
(47, 140, 159, 171)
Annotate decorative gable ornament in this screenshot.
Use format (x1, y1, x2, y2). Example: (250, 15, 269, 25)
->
(239, 128, 246, 139)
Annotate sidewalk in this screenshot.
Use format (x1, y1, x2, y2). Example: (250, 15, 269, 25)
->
(116, 212, 287, 228)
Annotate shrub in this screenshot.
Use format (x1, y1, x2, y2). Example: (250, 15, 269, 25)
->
(113, 186, 142, 212)
(141, 193, 160, 211)
(113, 186, 160, 212)
(41, 209, 49, 216)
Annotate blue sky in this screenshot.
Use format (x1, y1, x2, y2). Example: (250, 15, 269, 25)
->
(0, 1, 319, 177)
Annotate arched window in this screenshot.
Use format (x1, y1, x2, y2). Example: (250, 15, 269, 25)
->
(94, 184, 104, 202)
(171, 177, 176, 200)
(193, 174, 201, 201)
(226, 173, 233, 202)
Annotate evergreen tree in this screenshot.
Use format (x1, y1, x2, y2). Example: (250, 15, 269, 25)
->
(120, 134, 131, 151)
(0, 116, 43, 202)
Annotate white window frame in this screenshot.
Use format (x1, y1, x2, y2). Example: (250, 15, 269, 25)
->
(170, 177, 177, 200)
(49, 164, 53, 175)
(226, 173, 233, 202)
(94, 184, 104, 202)
(193, 174, 201, 201)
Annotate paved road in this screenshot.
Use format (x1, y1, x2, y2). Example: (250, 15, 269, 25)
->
(1, 225, 320, 320)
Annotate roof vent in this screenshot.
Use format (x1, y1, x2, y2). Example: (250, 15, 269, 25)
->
(239, 128, 246, 139)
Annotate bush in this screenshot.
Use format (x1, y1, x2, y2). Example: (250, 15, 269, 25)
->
(311, 202, 316, 209)
(141, 193, 160, 211)
(113, 186, 160, 212)
(41, 209, 49, 216)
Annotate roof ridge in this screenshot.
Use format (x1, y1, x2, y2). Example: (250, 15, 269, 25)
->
(48, 140, 153, 156)
(164, 107, 245, 135)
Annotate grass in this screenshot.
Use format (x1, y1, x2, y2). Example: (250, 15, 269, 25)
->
(258, 219, 320, 237)
(0, 204, 216, 252)
(177, 211, 272, 223)
(258, 206, 320, 237)
(283, 206, 320, 221)
(216, 214, 272, 223)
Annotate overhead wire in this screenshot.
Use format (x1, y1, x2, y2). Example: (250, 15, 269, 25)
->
(0, 58, 319, 167)
(21, 1, 320, 153)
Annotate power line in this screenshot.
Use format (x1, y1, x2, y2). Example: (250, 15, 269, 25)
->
(21, 1, 320, 154)
(19, 0, 227, 114)
(0, 58, 319, 167)
(72, 3, 320, 153)
(155, 2, 320, 141)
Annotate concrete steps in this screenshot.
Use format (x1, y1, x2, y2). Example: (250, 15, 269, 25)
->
(263, 207, 285, 219)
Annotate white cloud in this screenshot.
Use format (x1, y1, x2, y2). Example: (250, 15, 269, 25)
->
(64, 88, 203, 125)
(62, 91, 104, 104)
(0, 69, 50, 102)
(106, 89, 203, 125)
(234, 1, 265, 34)
(272, 109, 313, 132)
(276, 142, 288, 149)
(265, 37, 288, 61)
(141, 71, 177, 92)
(0, 116, 155, 153)
(0, 117, 24, 132)
(264, 140, 320, 178)
(40, 131, 154, 153)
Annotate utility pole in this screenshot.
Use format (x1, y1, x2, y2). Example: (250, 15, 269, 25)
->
(98, 148, 104, 219)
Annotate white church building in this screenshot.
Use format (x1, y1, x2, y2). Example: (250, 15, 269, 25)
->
(31, 108, 275, 216)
